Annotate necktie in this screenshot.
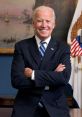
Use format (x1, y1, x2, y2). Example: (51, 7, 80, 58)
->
(39, 41, 46, 57)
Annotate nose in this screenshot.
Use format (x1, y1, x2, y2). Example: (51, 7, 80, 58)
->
(41, 20, 47, 27)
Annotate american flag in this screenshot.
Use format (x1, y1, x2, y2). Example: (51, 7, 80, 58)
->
(70, 35, 82, 57)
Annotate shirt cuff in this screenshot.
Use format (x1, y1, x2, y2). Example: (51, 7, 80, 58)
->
(31, 70, 35, 80)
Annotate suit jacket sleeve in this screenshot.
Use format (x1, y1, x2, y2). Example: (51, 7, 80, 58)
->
(11, 42, 35, 89)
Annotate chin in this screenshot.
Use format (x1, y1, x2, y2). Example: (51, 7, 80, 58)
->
(39, 35, 49, 38)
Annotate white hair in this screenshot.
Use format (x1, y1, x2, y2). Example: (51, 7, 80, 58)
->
(32, 5, 56, 21)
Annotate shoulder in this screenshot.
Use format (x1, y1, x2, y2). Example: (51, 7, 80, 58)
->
(51, 38, 70, 55)
(15, 36, 35, 47)
(56, 40, 70, 52)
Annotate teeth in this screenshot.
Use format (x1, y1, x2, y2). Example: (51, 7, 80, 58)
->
(40, 29, 47, 31)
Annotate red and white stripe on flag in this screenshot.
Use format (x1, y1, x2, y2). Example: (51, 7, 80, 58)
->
(71, 38, 82, 57)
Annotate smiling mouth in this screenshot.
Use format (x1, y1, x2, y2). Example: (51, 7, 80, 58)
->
(39, 29, 48, 32)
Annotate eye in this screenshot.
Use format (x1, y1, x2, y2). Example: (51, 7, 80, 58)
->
(46, 20, 51, 23)
(37, 19, 42, 23)
(46, 20, 50, 22)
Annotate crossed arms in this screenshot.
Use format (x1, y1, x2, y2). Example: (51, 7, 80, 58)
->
(24, 64, 66, 78)
(11, 42, 71, 89)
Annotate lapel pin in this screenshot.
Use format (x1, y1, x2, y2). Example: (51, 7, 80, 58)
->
(51, 48, 54, 51)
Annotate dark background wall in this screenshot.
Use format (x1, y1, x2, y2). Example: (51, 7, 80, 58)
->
(0, 0, 77, 98)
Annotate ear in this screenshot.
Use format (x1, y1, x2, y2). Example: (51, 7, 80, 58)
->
(53, 21, 56, 29)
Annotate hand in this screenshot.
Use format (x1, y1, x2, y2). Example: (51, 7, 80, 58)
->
(24, 67, 33, 78)
(55, 64, 66, 72)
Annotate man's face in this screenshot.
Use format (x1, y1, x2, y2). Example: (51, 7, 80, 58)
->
(33, 9, 55, 40)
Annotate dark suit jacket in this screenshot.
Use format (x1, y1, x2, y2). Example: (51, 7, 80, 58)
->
(11, 36, 71, 117)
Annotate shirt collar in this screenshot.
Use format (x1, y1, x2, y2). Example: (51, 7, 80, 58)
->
(35, 35, 51, 48)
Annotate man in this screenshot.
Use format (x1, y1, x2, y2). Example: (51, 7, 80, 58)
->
(11, 6, 71, 117)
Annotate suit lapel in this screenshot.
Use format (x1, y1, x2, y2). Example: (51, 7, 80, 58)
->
(29, 37, 42, 66)
(40, 38, 58, 68)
